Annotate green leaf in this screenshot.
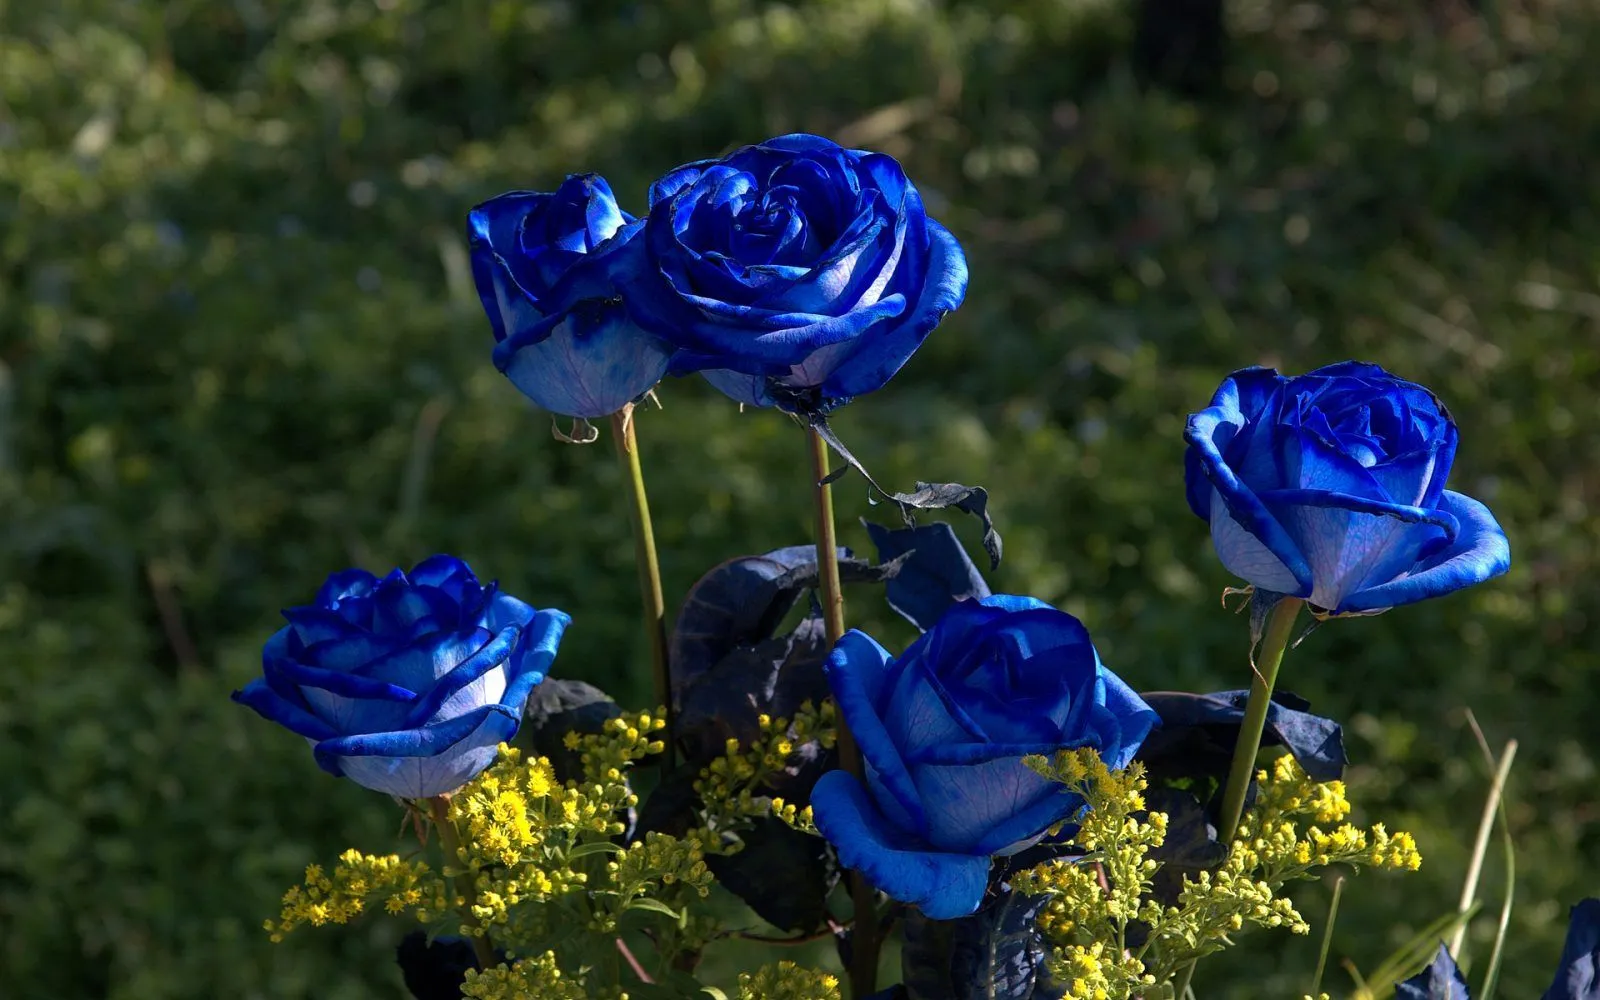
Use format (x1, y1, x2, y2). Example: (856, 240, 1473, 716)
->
(1363, 904, 1482, 996)
(626, 897, 684, 921)
(567, 840, 626, 860)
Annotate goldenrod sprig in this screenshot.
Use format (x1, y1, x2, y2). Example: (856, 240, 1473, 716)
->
(460, 951, 587, 1000)
(1014, 748, 1424, 997)
(265, 850, 437, 941)
(736, 960, 843, 1000)
(691, 699, 836, 850)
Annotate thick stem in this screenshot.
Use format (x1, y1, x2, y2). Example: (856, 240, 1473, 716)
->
(1171, 597, 1304, 996)
(428, 796, 497, 971)
(1216, 596, 1305, 847)
(610, 407, 675, 772)
(807, 426, 879, 998)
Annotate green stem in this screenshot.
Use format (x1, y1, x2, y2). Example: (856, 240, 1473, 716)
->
(428, 796, 496, 971)
(1172, 958, 1196, 999)
(1311, 875, 1345, 997)
(807, 426, 878, 998)
(1172, 596, 1303, 996)
(1216, 596, 1304, 846)
(610, 407, 674, 772)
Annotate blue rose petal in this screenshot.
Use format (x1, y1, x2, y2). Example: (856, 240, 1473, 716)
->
(1184, 362, 1509, 614)
(1543, 898, 1600, 1000)
(468, 176, 674, 418)
(1338, 492, 1512, 613)
(627, 133, 969, 409)
(234, 558, 570, 799)
(812, 595, 1156, 919)
(1396, 944, 1471, 1000)
(811, 770, 991, 921)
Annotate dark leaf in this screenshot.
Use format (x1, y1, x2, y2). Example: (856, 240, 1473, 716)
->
(634, 763, 702, 841)
(671, 545, 893, 701)
(1135, 689, 1347, 785)
(519, 678, 621, 783)
(1397, 944, 1472, 1000)
(396, 932, 505, 1000)
(1543, 898, 1600, 1000)
(804, 412, 1003, 569)
(676, 614, 832, 772)
(864, 520, 991, 631)
(705, 816, 838, 933)
(1142, 787, 1228, 906)
(902, 889, 1052, 1000)
(884, 482, 1002, 571)
(866, 989, 910, 1000)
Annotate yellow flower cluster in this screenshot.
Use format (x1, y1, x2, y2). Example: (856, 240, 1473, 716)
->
(442, 744, 610, 935)
(452, 750, 561, 867)
(1015, 749, 1425, 995)
(264, 850, 437, 941)
(735, 960, 842, 1000)
(269, 714, 725, 996)
(1235, 758, 1422, 882)
(1055, 941, 1148, 1000)
(692, 700, 836, 849)
(768, 794, 818, 835)
(460, 951, 586, 1000)
(603, 831, 714, 916)
(1015, 749, 1162, 998)
(565, 708, 669, 784)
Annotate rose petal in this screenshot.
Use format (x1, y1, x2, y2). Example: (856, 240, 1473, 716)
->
(1336, 491, 1511, 614)
(810, 770, 991, 920)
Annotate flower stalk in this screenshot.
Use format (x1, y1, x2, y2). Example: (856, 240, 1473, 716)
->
(610, 405, 675, 772)
(427, 795, 496, 971)
(1217, 596, 1305, 845)
(807, 425, 879, 998)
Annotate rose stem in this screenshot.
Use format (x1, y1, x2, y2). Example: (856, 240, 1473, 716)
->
(807, 424, 880, 998)
(427, 796, 497, 971)
(609, 406, 674, 773)
(1215, 595, 1304, 845)
(1171, 595, 1304, 996)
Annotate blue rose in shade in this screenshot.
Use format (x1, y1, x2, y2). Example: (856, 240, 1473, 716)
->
(1544, 898, 1600, 1000)
(1397, 944, 1471, 1000)
(810, 596, 1158, 920)
(620, 133, 968, 410)
(1185, 362, 1510, 616)
(232, 555, 569, 798)
(1396, 898, 1600, 1000)
(469, 174, 673, 418)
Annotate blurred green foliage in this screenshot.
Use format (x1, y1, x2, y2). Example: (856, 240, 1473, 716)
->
(2, 0, 1596, 997)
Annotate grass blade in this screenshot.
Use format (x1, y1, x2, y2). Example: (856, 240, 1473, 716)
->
(1358, 903, 1481, 999)
(1312, 875, 1346, 997)
(1448, 718, 1518, 961)
(1463, 711, 1518, 1000)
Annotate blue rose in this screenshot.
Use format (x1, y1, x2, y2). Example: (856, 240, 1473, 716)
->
(1544, 898, 1600, 1000)
(810, 596, 1158, 920)
(1397, 897, 1600, 1000)
(232, 555, 569, 798)
(620, 133, 968, 410)
(469, 174, 673, 418)
(1185, 362, 1511, 615)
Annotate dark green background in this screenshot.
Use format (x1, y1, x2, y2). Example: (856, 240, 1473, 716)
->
(2, 1, 1595, 997)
